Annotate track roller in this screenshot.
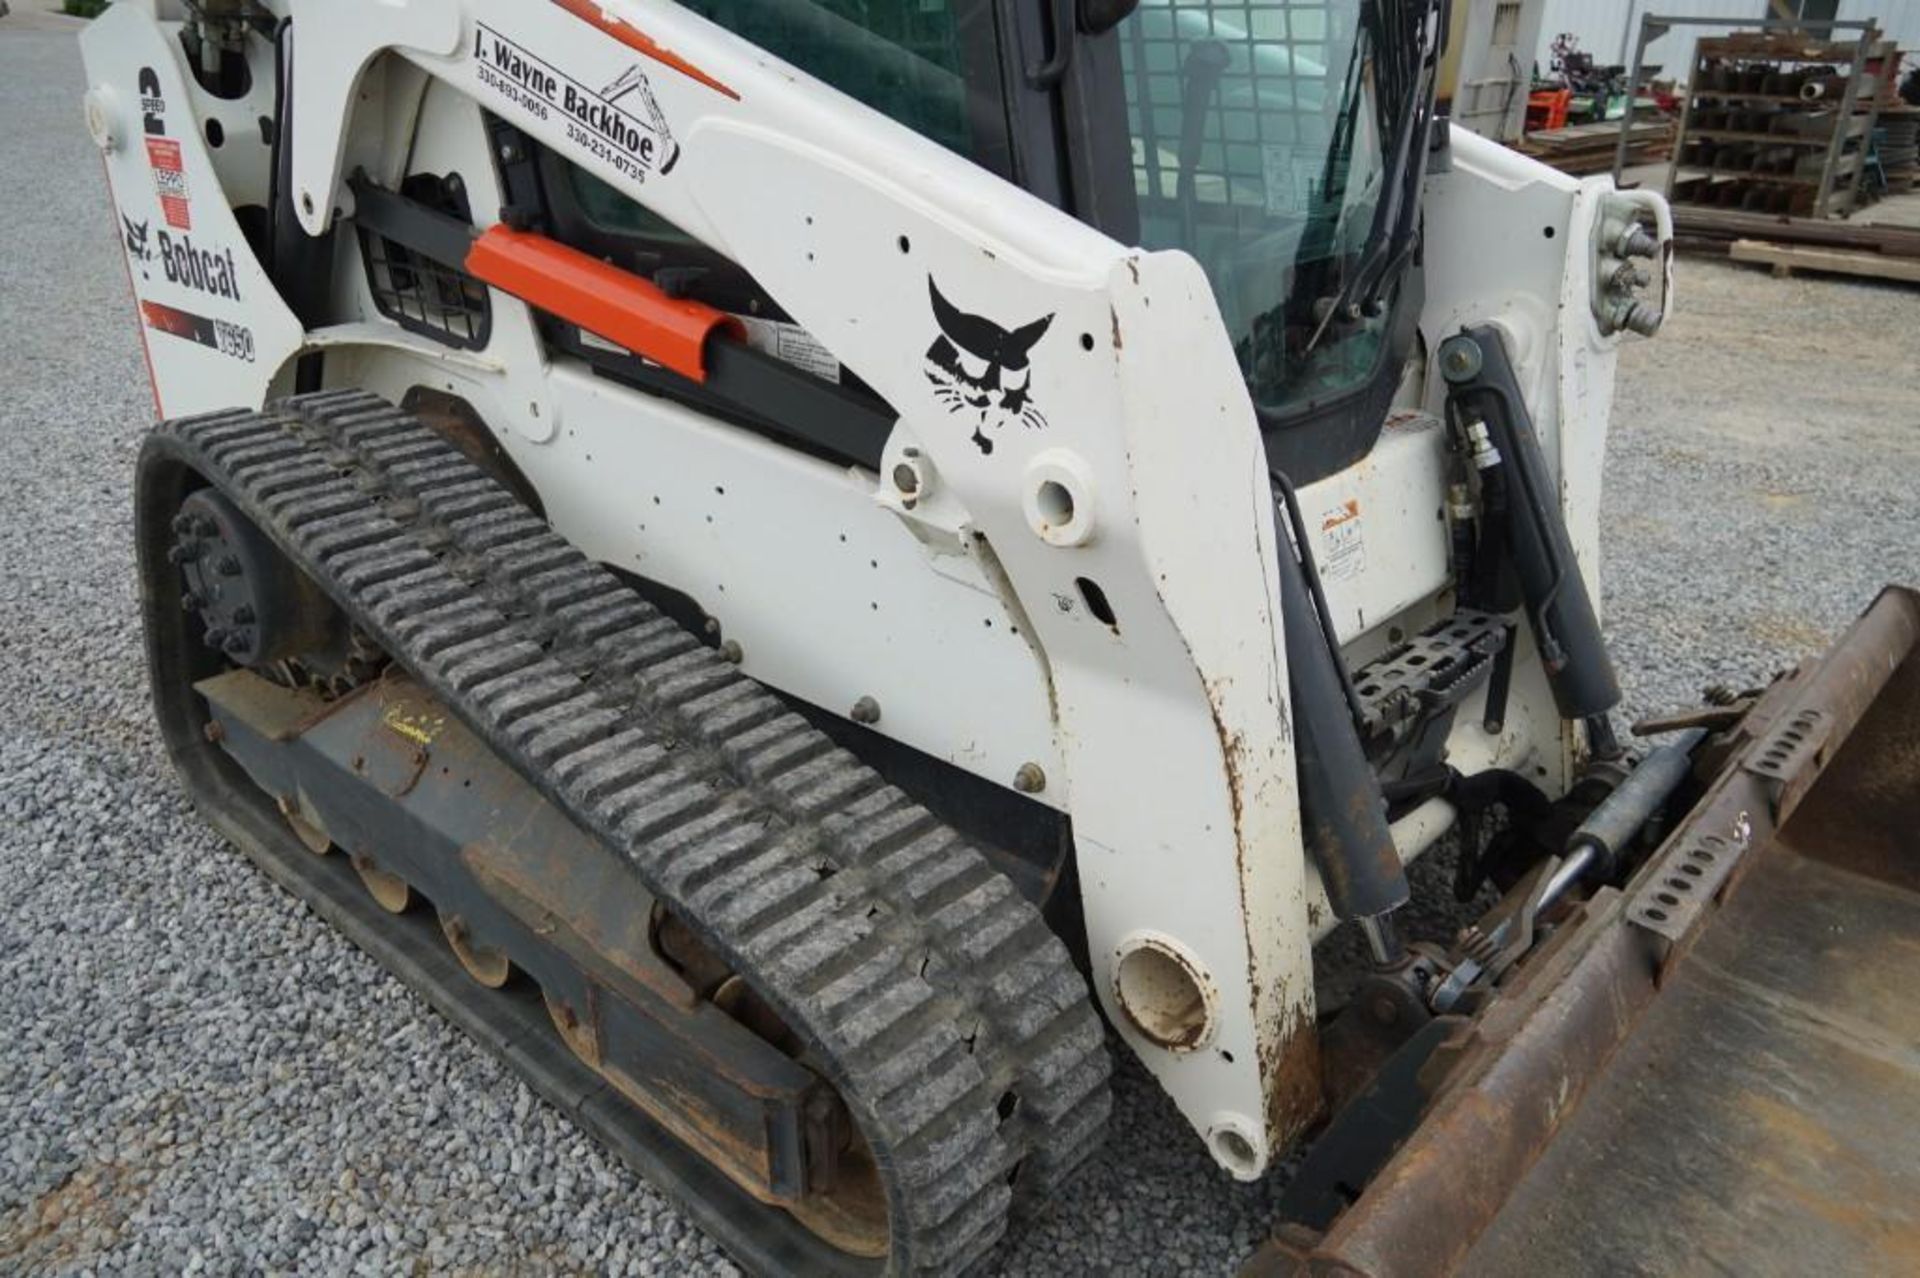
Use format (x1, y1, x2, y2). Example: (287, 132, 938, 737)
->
(351, 854, 413, 913)
(439, 912, 513, 988)
(275, 794, 332, 855)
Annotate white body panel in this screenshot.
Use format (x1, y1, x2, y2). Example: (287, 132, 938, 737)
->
(79, 2, 1665, 1177)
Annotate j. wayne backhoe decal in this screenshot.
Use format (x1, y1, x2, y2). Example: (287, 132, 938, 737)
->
(473, 23, 679, 180)
(924, 279, 1053, 456)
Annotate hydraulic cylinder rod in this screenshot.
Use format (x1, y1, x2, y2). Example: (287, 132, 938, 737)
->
(1441, 327, 1622, 722)
(1273, 496, 1409, 953)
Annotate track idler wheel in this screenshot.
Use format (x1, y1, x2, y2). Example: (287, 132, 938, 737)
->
(439, 912, 513, 989)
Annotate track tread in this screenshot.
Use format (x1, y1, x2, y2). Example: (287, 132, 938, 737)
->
(151, 393, 1111, 1273)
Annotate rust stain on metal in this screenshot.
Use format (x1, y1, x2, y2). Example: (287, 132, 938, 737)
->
(1259, 997, 1324, 1149)
(1209, 699, 1248, 833)
(603, 1061, 777, 1196)
(1739, 1092, 1920, 1266)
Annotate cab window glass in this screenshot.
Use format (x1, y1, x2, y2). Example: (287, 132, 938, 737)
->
(678, 0, 1011, 175)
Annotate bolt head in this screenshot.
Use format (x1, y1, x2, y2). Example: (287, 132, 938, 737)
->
(217, 555, 243, 577)
(1012, 762, 1046, 794)
(167, 541, 200, 565)
(231, 604, 256, 625)
(1438, 336, 1483, 384)
(850, 696, 881, 725)
(223, 632, 249, 656)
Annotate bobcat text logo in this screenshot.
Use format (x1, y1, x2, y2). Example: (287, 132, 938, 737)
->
(923, 279, 1053, 456)
(156, 230, 241, 301)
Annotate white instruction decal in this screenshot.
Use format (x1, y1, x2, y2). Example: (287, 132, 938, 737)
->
(576, 326, 630, 357)
(1261, 142, 1316, 217)
(738, 316, 841, 382)
(1319, 500, 1367, 583)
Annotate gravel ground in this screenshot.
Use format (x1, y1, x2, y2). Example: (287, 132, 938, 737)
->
(3, 18, 1917, 1277)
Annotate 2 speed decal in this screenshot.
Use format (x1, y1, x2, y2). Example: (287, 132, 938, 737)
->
(137, 66, 192, 230)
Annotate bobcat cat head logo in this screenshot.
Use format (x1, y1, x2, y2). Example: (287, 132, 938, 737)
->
(924, 279, 1053, 456)
(123, 213, 153, 278)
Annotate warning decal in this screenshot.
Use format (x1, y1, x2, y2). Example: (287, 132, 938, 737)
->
(146, 138, 191, 230)
(738, 316, 841, 383)
(138, 64, 192, 230)
(1319, 499, 1367, 583)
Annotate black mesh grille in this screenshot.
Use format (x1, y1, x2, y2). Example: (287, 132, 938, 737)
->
(359, 226, 491, 350)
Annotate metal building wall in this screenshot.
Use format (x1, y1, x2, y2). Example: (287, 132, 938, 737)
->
(1838, 1, 1920, 53)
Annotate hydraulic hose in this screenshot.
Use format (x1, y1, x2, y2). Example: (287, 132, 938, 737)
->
(1441, 327, 1621, 721)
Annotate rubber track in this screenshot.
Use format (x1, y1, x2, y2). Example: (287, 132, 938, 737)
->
(157, 392, 1109, 1273)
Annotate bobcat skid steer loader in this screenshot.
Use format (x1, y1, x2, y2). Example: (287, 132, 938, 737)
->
(80, 1, 1919, 1272)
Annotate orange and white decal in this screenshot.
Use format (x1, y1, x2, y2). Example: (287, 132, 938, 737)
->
(1318, 499, 1368, 583)
(549, 0, 740, 101)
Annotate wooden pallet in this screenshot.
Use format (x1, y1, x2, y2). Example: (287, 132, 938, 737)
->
(1729, 237, 1920, 282)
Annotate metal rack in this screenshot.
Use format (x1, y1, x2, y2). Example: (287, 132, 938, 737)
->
(1611, 15, 1887, 220)
(1669, 27, 1889, 218)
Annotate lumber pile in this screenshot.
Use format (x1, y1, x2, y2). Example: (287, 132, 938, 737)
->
(1673, 205, 1920, 258)
(1729, 238, 1920, 283)
(1518, 118, 1675, 175)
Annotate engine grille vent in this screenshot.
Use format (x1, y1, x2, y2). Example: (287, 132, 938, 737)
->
(358, 173, 490, 351)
